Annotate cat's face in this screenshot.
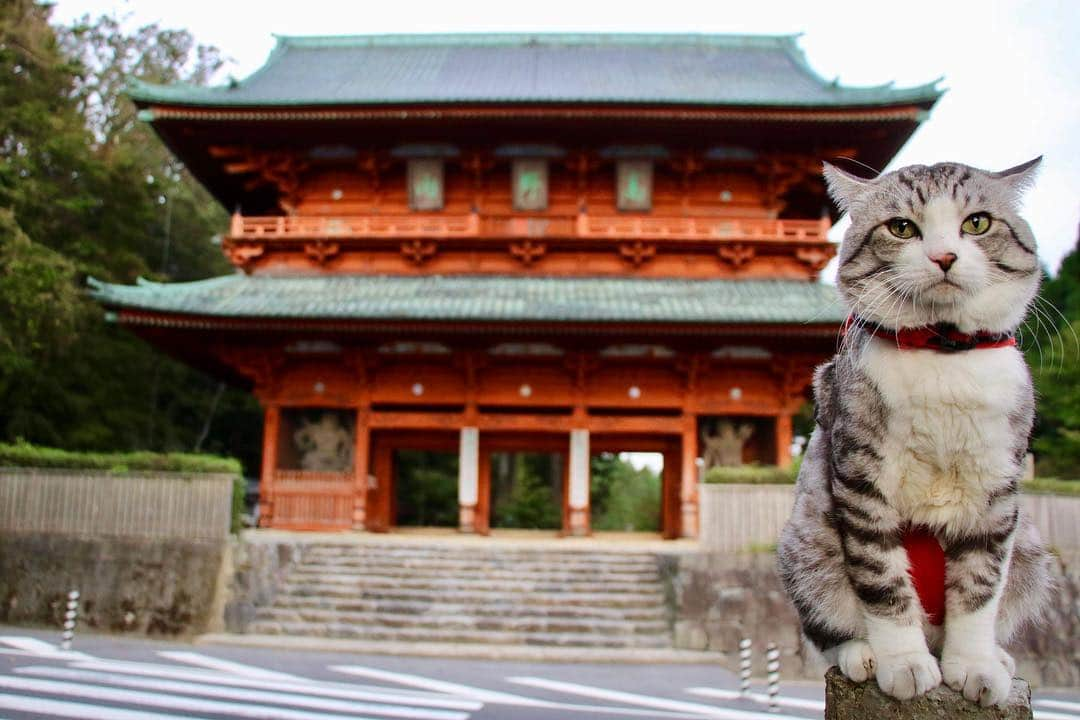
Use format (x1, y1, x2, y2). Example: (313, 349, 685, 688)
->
(824, 159, 1041, 334)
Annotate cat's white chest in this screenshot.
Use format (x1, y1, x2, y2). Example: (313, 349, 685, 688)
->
(857, 340, 1026, 530)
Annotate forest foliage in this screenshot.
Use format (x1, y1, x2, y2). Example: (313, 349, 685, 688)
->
(0, 1, 1076, 485)
(0, 1, 262, 473)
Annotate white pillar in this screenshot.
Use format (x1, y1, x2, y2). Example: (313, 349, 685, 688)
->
(458, 427, 479, 532)
(568, 428, 590, 535)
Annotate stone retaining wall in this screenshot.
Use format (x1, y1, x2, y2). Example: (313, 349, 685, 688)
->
(666, 549, 1080, 688)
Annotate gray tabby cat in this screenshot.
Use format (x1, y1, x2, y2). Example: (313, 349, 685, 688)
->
(777, 159, 1053, 707)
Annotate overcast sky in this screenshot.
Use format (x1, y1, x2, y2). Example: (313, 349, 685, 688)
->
(52, 0, 1080, 276)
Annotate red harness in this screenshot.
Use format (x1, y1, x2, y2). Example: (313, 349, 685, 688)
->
(903, 527, 946, 625)
(843, 315, 1017, 353)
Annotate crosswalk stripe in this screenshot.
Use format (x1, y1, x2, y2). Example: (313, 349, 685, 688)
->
(68, 660, 481, 711)
(0, 636, 93, 660)
(157, 651, 302, 681)
(330, 666, 554, 708)
(0, 675, 400, 720)
(330, 666, 705, 719)
(1037, 699, 1080, 713)
(0, 691, 214, 720)
(507, 677, 807, 720)
(686, 687, 825, 712)
(17, 666, 468, 720)
(1035, 711, 1080, 720)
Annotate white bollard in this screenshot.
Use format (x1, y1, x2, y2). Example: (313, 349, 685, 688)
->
(60, 590, 79, 651)
(738, 637, 752, 697)
(765, 642, 780, 713)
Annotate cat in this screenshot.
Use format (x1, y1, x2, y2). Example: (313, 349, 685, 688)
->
(777, 158, 1053, 708)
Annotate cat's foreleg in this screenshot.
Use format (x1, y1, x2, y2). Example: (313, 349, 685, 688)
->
(940, 504, 1019, 707)
(830, 469, 941, 699)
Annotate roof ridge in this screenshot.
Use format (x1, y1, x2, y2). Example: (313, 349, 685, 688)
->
(271, 32, 801, 49)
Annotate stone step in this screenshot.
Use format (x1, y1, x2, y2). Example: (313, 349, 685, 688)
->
(300, 547, 660, 566)
(253, 607, 669, 636)
(271, 585, 665, 608)
(286, 567, 660, 584)
(277, 574, 662, 595)
(294, 556, 661, 574)
(245, 620, 672, 648)
(265, 596, 668, 621)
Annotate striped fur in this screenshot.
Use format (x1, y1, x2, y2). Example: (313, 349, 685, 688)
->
(777, 160, 1053, 707)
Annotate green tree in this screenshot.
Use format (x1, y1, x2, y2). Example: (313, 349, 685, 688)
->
(590, 453, 661, 532)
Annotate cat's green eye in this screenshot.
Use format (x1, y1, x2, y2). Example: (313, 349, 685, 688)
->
(961, 213, 992, 235)
(886, 218, 919, 239)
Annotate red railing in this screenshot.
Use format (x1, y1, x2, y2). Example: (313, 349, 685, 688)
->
(229, 212, 830, 244)
(270, 470, 354, 530)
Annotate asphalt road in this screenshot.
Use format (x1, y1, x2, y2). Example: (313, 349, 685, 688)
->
(0, 627, 1077, 720)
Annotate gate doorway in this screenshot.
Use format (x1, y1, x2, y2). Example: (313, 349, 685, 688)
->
(394, 449, 459, 527)
(489, 451, 564, 530)
(588, 452, 662, 533)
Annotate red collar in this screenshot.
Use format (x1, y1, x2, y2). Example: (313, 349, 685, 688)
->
(844, 316, 1017, 353)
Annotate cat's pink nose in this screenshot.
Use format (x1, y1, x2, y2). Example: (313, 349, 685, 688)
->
(930, 252, 957, 272)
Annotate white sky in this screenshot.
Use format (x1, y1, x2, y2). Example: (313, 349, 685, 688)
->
(52, 0, 1080, 275)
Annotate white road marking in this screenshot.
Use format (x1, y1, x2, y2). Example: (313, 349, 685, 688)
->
(331, 665, 555, 707)
(69, 659, 481, 711)
(157, 650, 302, 681)
(1037, 699, 1080, 713)
(507, 677, 807, 720)
(0, 675, 399, 720)
(330, 666, 709, 718)
(686, 686, 825, 712)
(0, 636, 93, 660)
(1034, 711, 1080, 720)
(17, 666, 468, 720)
(0, 690, 214, 719)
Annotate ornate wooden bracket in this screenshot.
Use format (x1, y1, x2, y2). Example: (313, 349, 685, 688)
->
(796, 246, 834, 272)
(220, 148, 309, 214)
(304, 241, 341, 266)
(401, 239, 438, 265)
(718, 242, 755, 268)
(619, 241, 657, 267)
(357, 150, 392, 192)
(669, 153, 703, 191)
(223, 240, 265, 272)
(509, 240, 547, 266)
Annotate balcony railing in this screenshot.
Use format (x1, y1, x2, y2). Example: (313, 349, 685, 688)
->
(229, 212, 830, 244)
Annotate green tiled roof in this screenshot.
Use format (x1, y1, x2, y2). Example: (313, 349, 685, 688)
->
(89, 274, 845, 325)
(128, 33, 941, 109)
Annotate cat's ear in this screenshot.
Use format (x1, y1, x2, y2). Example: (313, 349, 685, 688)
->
(991, 156, 1042, 197)
(822, 161, 872, 212)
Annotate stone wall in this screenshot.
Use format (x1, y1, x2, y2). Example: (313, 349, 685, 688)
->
(666, 549, 1080, 688)
(0, 532, 227, 636)
(0, 468, 234, 637)
(222, 531, 302, 632)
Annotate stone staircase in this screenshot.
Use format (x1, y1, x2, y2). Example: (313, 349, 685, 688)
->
(248, 542, 673, 648)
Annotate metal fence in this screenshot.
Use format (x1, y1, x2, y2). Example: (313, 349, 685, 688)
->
(0, 468, 234, 541)
(700, 483, 1080, 553)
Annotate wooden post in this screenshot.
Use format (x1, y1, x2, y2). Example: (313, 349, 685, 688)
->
(258, 405, 280, 527)
(567, 429, 590, 536)
(775, 413, 793, 469)
(458, 427, 480, 533)
(680, 417, 699, 539)
(352, 408, 370, 530)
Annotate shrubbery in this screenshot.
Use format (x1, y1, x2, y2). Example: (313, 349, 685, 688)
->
(0, 439, 241, 474)
(703, 459, 800, 485)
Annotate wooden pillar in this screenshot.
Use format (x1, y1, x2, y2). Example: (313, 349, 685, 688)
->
(458, 426, 480, 533)
(775, 413, 793, 469)
(680, 416, 699, 539)
(368, 440, 392, 532)
(351, 408, 370, 530)
(660, 442, 682, 540)
(566, 428, 590, 536)
(258, 405, 280, 527)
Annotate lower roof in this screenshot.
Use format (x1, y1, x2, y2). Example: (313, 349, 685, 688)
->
(89, 274, 845, 327)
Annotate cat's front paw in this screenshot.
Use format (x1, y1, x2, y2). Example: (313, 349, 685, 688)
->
(875, 650, 942, 700)
(941, 652, 1012, 707)
(996, 646, 1016, 677)
(837, 639, 877, 683)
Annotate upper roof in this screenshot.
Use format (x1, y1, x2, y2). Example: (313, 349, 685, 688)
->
(89, 274, 845, 326)
(129, 33, 941, 109)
